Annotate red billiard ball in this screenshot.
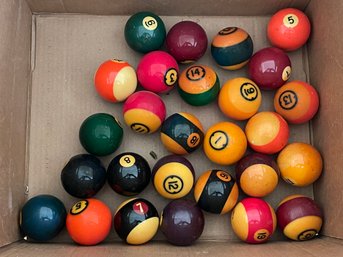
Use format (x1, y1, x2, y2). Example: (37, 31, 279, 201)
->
(277, 195, 323, 241)
(248, 47, 292, 90)
(267, 8, 311, 51)
(166, 21, 208, 63)
(231, 198, 276, 244)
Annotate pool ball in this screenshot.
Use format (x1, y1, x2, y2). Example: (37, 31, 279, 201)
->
(20, 195, 66, 241)
(267, 8, 311, 51)
(94, 59, 137, 102)
(211, 27, 253, 70)
(166, 21, 208, 63)
(178, 64, 220, 106)
(274, 80, 319, 124)
(203, 122, 247, 165)
(114, 198, 159, 245)
(235, 153, 279, 197)
(277, 195, 323, 241)
(160, 112, 204, 155)
(123, 91, 166, 134)
(107, 152, 151, 196)
(124, 11, 166, 53)
(66, 198, 112, 245)
(277, 142, 323, 186)
(152, 155, 195, 199)
(245, 112, 289, 154)
(61, 154, 106, 198)
(248, 47, 292, 90)
(160, 199, 204, 246)
(79, 113, 123, 156)
(218, 77, 262, 120)
(137, 51, 179, 93)
(194, 170, 239, 214)
(231, 198, 276, 244)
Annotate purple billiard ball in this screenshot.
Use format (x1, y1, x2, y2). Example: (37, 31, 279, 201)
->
(160, 199, 204, 246)
(248, 47, 292, 90)
(166, 21, 208, 64)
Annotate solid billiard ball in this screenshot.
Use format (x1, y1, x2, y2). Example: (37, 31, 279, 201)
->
(166, 21, 208, 63)
(114, 198, 159, 245)
(178, 64, 220, 106)
(274, 80, 319, 124)
(235, 153, 279, 197)
(94, 59, 137, 102)
(20, 195, 66, 241)
(152, 155, 195, 199)
(218, 77, 261, 120)
(267, 8, 311, 51)
(248, 47, 292, 90)
(123, 91, 166, 134)
(211, 27, 253, 70)
(137, 51, 179, 93)
(277, 195, 323, 241)
(107, 152, 151, 196)
(124, 11, 166, 53)
(194, 170, 239, 214)
(160, 199, 204, 246)
(160, 112, 204, 155)
(79, 113, 123, 156)
(231, 198, 276, 244)
(61, 154, 106, 198)
(245, 112, 289, 154)
(66, 198, 112, 245)
(277, 142, 323, 186)
(203, 122, 247, 165)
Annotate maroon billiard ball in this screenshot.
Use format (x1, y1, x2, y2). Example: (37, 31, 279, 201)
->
(166, 21, 208, 63)
(235, 153, 279, 197)
(160, 199, 204, 246)
(248, 47, 292, 90)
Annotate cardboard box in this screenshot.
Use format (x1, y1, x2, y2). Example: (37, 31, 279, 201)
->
(0, 0, 342, 256)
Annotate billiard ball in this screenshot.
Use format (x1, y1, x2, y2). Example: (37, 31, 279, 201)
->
(94, 59, 137, 102)
(211, 27, 253, 70)
(137, 51, 179, 93)
(218, 77, 261, 120)
(152, 155, 195, 199)
(274, 80, 319, 124)
(267, 8, 311, 51)
(231, 198, 276, 244)
(160, 112, 204, 155)
(235, 153, 279, 197)
(20, 195, 66, 241)
(160, 199, 204, 246)
(166, 21, 208, 63)
(79, 113, 123, 156)
(277, 195, 323, 241)
(107, 152, 151, 196)
(277, 142, 323, 186)
(114, 198, 159, 245)
(245, 112, 289, 154)
(203, 122, 247, 165)
(194, 170, 239, 214)
(66, 198, 112, 245)
(61, 154, 106, 198)
(248, 47, 292, 90)
(124, 11, 166, 53)
(123, 91, 166, 134)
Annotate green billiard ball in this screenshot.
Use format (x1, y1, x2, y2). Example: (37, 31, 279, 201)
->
(79, 113, 123, 156)
(125, 11, 166, 53)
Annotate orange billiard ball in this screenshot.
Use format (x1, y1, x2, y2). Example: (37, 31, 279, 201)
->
(218, 77, 262, 120)
(274, 80, 319, 124)
(245, 112, 289, 154)
(203, 122, 247, 165)
(277, 142, 323, 186)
